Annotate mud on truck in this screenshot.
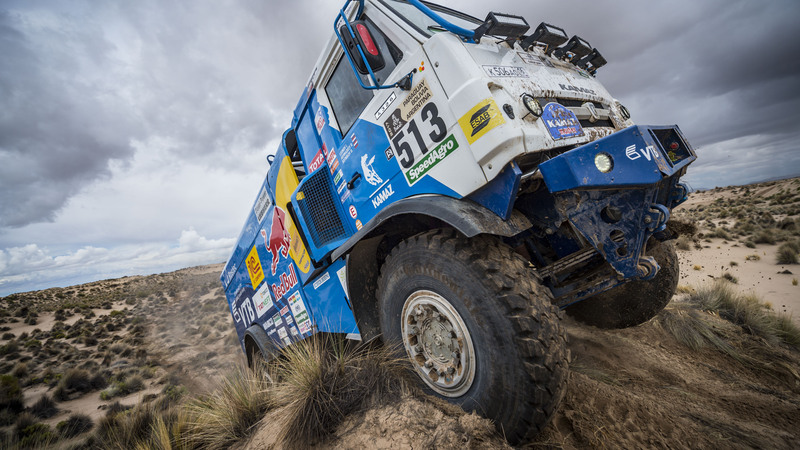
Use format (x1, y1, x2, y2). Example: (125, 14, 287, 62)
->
(220, 0, 696, 442)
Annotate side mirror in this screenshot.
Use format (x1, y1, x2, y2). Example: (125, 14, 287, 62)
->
(339, 20, 385, 75)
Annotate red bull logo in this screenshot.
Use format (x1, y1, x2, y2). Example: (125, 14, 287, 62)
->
(271, 265, 298, 299)
(261, 207, 291, 275)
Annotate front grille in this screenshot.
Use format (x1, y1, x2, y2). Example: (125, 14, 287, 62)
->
(296, 168, 347, 248)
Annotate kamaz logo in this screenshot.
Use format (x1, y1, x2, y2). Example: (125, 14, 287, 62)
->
(559, 83, 596, 95)
(371, 184, 394, 208)
(625, 144, 660, 161)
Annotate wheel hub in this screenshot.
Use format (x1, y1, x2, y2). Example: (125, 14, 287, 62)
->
(401, 290, 475, 397)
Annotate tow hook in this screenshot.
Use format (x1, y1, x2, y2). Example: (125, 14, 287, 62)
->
(644, 204, 670, 233)
(636, 255, 660, 281)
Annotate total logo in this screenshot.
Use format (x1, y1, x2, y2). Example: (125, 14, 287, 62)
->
(361, 154, 383, 186)
(625, 144, 660, 162)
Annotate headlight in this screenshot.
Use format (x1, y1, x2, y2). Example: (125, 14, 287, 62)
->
(594, 152, 613, 173)
(521, 94, 542, 118)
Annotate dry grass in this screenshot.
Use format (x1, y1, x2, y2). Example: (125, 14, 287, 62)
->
(181, 365, 273, 449)
(273, 335, 411, 448)
(688, 281, 800, 348)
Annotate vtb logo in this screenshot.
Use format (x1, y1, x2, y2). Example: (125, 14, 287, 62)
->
(625, 144, 660, 162)
(261, 207, 291, 275)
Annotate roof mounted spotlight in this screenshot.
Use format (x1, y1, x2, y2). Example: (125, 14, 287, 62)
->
(552, 35, 592, 62)
(575, 48, 607, 75)
(473, 12, 529, 42)
(520, 22, 568, 53)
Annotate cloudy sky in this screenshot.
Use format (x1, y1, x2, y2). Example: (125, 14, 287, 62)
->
(2, 0, 799, 295)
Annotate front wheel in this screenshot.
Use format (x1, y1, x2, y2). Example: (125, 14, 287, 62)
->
(377, 229, 568, 444)
(566, 240, 679, 329)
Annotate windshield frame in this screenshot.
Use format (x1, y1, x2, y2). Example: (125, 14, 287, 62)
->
(377, 0, 482, 40)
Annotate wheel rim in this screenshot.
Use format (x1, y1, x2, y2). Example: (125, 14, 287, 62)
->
(401, 290, 476, 397)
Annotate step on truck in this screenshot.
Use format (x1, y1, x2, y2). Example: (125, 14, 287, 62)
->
(220, 0, 696, 442)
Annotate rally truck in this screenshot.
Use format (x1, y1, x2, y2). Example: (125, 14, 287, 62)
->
(220, 0, 696, 442)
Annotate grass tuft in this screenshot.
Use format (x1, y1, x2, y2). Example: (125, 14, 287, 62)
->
(776, 243, 799, 264)
(182, 365, 273, 449)
(688, 281, 800, 348)
(273, 336, 410, 448)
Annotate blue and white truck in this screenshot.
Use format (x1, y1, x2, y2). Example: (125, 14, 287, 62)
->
(220, 0, 696, 442)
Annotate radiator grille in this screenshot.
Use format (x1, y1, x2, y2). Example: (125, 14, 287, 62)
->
(296, 168, 346, 248)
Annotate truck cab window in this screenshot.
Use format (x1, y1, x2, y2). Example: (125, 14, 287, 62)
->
(326, 18, 401, 136)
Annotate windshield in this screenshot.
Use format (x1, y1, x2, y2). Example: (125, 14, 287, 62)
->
(380, 0, 482, 37)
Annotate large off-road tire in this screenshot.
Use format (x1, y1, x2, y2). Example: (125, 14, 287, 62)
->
(377, 229, 568, 444)
(566, 240, 679, 329)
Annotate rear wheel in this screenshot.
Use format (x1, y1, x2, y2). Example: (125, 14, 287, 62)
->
(377, 229, 568, 443)
(566, 240, 679, 329)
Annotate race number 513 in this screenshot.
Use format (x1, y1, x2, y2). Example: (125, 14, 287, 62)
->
(391, 103, 446, 169)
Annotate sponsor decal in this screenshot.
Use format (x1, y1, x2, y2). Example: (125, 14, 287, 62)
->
(340, 190, 351, 202)
(334, 170, 343, 184)
(315, 107, 325, 132)
(458, 98, 506, 144)
(355, 219, 363, 230)
(232, 303, 242, 323)
(264, 318, 274, 329)
(280, 305, 289, 316)
(418, 61, 425, 72)
(336, 267, 348, 296)
(405, 134, 459, 184)
(267, 328, 276, 336)
(289, 292, 311, 333)
(312, 272, 330, 290)
(349, 205, 358, 219)
(245, 246, 265, 289)
(271, 265, 299, 299)
(374, 92, 397, 120)
(331, 158, 340, 173)
(361, 154, 383, 186)
(541, 102, 584, 140)
(483, 65, 528, 78)
(285, 314, 294, 324)
(308, 149, 325, 172)
(383, 78, 433, 139)
(559, 83, 596, 95)
(282, 336, 291, 346)
(253, 186, 271, 223)
(290, 326, 299, 336)
(277, 327, 288, 339)
(336, 180, 346, 194)
(351, 134, 358, 148)
(339, 144, 353, 163)
(626, 144, 660, 162)
(272, 313, 283, 327)
(371, 184, 395, 208)
(261, 207, 291, 275)
(253, 283, 274, 318)
(385, 147, 394, 161)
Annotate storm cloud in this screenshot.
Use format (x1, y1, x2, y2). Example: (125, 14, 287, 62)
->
(1, 0, 799, 294)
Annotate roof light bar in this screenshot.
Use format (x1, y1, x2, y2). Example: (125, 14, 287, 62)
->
(521, 22, 568, 53)
(474, 12, 530, 41)
(552, 35, 592, 62)
(576, 48, 607, 75)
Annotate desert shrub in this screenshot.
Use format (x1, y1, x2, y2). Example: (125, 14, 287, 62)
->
(0, 374, 23, 416)
(689, 281, 800, 347)
(693, 265, 702, 271)
(752, 229, 777, 245)
(657, 305, 740, 359)
(31, 394, 59, 418)
(2, 332, 14, 340)
(272, 336, 410, 448)
(53, 368, 103, 401)
(91, 402, 184, 450)
(57, 413, 94, 437)
(746, 254, 761, 261)
(183, 366, 273, 449)
(707, 228, 732, 240)
(776, 244, 799, 264)
(0, 341, 19, 356)
(729, 261, 739, 267)
(100, 374, 145, 400)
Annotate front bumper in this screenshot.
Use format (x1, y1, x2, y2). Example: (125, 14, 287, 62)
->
(538, 125, 696, 283)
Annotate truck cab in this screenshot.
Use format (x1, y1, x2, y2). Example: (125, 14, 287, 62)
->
(221, 0, 695, 443)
